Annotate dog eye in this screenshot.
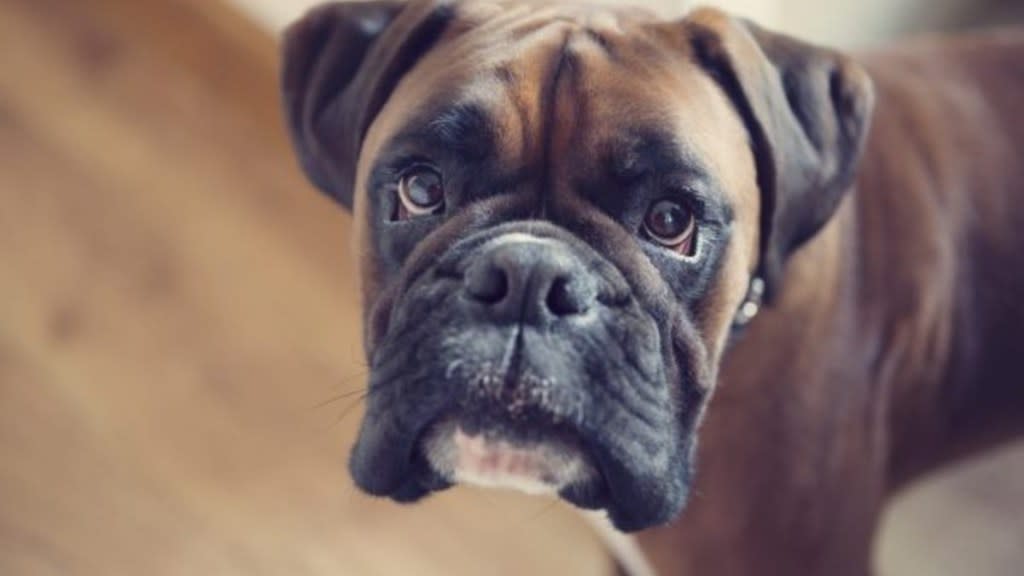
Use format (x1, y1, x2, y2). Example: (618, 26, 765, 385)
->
(643, 199, 696, 255)
(396, 166, 445, 219)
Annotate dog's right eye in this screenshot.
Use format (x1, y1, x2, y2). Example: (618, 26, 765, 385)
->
(395, 166, 445, 220)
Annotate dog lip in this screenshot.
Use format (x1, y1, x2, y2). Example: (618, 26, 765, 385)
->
(352, 365, 682, 531)
(416, 412, 608, 498)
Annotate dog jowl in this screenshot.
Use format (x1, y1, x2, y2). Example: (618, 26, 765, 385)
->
(281, 0, 872, 532)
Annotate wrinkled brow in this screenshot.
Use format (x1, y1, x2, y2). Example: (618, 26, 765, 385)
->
(604, 128, 713, 187)
(390, 101, 497, 162)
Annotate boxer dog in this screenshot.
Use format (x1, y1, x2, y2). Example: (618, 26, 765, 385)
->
(280, 1, 1024, 573)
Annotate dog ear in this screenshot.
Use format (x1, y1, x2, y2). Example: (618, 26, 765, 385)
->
(281, 0, 455, 209)
(684, 9, 875, 302)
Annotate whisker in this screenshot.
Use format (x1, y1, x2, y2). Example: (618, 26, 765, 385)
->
(333, 392, 370, 427)
(310, 388, 368, 410)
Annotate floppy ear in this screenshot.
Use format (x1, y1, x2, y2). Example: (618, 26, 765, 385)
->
(684, 9, 875, 302)
(281, 0, 455, 209)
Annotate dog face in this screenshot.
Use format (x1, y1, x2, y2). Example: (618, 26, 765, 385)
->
(282, 0, 873, 531)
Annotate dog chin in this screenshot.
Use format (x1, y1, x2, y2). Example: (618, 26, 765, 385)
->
(421, 418, 597, 496)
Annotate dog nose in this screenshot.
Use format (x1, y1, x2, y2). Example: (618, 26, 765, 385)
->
(463, 235, 596, 323)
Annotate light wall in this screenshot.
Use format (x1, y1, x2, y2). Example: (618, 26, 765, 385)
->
(228, 0, 967, 47)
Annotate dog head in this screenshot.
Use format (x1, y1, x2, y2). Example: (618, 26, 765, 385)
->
(281, 0, 873, 531)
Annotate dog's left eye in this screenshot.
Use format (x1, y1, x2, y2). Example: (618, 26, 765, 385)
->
(395, 166, 445, 219)
(643, 199, 696, 255)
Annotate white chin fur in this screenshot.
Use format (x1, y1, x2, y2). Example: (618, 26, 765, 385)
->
(422, 420, 593, 495)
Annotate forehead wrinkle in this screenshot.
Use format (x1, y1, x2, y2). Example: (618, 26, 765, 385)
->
(387, 78, 512, 161)
(382, 108, 491, 164)
(425, 101, 492, 149)
(537, 26, 581, 218)
(605, 129, 713, 187)
(494, 65, 534, 162)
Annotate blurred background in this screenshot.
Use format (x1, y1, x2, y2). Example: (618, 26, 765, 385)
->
(1, 0, 1021, 574)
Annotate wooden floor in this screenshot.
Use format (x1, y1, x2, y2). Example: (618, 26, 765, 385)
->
(0, 0, 609, 573)
(0, 0, 1020, 575)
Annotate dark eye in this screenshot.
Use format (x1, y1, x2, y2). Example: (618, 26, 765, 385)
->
(643, 199, 696, 255)
(396, 166, 444, 219)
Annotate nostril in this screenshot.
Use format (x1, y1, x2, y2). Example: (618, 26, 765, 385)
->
(546, 276, 589, 316)
(465, 264, 509, 304)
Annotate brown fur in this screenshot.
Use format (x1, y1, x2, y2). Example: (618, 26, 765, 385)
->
(638, 30, 1024, 576)
(283, 3, 1024, 573)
